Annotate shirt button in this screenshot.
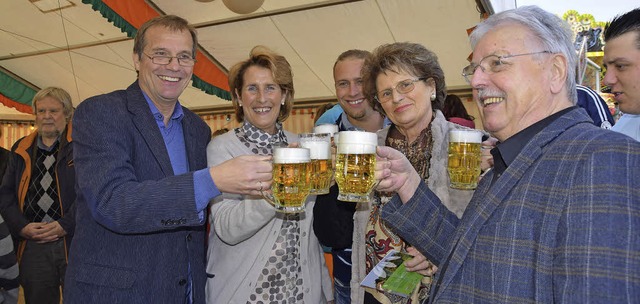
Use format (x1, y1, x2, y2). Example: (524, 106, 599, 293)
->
(186, 234, 192, 241)
(178, 279, 187, 286)
(302, 232, 307, 237)
(305, 288, 309, 293)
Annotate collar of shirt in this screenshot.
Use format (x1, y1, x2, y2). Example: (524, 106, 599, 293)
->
(141, 91, 189, 175)
(37, 134, 60, 151)
(142, 92, 185, 129)
(491, 106, 576, 179)
(338, 113, 359, 131)
(337, 113, 392, 132)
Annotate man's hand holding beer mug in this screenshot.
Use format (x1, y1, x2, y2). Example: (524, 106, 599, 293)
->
(374, 146, 422, 204)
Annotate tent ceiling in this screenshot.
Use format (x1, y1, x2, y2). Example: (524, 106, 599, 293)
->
(0, 0, 483, 119)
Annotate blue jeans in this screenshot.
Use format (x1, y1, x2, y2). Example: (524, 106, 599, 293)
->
(332, 248, 352, 303)
(334, 276, 351, 304)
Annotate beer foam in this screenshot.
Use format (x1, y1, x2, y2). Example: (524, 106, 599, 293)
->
(338, 144, 376, 154)
(337, 131, 377, 145)
(314, 124, 339, 136)
(449, 129, 482, 143)
(273, 147, 310, 163)
(301, 140, 331, 159)
(337, 131, 377, 154)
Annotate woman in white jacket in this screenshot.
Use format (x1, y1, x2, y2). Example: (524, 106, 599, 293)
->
(205, 46, 333, 303)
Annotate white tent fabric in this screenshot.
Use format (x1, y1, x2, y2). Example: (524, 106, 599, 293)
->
(0, 0, 484, 119)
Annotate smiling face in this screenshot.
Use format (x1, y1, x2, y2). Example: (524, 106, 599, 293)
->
(603, 31, 640, 114)
(238, 65, 284, 134)
(133, 25, 194, 109)
(334, 58, 376, 121)
(375, 69, 433, 138)
(470, 23, 568, 141)
(35, 96, 67, 141)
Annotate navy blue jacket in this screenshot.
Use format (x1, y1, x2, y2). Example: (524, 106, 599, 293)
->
(64, 82, 211, 304)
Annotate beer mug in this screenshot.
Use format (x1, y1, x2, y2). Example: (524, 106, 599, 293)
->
(334, 131, 377, 203)
(262, 147, 312, 213)
(299, 133, 333, 195)
(447, 129, 482, 189)
(314, 124, 339, 147)
(313, 124, 339, 137)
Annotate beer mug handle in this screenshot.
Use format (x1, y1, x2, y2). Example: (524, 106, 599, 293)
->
(260, 188, 278, 208)
(372, 179, 381, 190)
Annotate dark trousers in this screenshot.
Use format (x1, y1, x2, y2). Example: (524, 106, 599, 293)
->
(20, 239, 66, 304)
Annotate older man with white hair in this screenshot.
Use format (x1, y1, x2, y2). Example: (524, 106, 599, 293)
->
(374, 5, 640, 303)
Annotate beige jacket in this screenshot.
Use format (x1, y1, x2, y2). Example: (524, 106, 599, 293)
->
(205, 130, 333, 303)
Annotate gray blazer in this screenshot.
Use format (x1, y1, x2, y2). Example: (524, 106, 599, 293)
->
(64, 82, 211, 303)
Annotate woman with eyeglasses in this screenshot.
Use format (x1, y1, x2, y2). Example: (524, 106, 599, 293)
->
(351, 42, 475, 304)
(204, 46, 333, 303)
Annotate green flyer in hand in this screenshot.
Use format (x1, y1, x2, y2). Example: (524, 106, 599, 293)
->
(361, 249, 424, 297)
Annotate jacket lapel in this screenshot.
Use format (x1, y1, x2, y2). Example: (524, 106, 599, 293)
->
(432, 108, 590, 301)
(181, 111, 200, 171)
(126, 82, 174, 176)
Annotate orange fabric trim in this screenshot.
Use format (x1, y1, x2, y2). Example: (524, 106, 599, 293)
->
(101, 0, 158, 28)
(15, 131, 37, 210)
(66, 119, 73, 143)
(14, 131, 36, 262)
(101, 0, 230, 91)
(0, 93, 33, 114)
(193, 51, 231, 91)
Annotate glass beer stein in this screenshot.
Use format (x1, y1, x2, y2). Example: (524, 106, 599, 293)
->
(447, 129, 482, 189)
(299, 133, 333, 195)
(262, 147, 312, 213)
(334, 131, 377, 203)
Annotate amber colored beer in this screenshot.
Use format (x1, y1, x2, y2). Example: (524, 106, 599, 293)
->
(309, 158, 333, 195)
(264, 147, 312, 213)
(272, 162, 312, 213)
(448, 130, 482, 189)
(335, 153, 376, 202)
(334, 131, 378, 203)
(299, 133, 333, 195)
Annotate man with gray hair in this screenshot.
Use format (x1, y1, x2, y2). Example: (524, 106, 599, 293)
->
(0, 87, 76, 304)
(374, 5, 640, 303)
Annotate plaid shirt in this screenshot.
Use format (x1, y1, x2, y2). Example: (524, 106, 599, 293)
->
(383, 108, 640, 303)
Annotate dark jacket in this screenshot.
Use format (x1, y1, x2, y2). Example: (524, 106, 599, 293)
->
(0, 122, 75, 260)
(313, 114, 357, 249)
(0, 147, 11, 180)
(64, 82, 210, 304)
(0, 146, 19, 299)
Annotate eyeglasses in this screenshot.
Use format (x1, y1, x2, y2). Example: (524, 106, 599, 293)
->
(461, 51, 551, 83)
(374, 78, 427, 103)
(143, 53, 196, 67)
